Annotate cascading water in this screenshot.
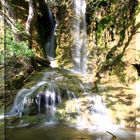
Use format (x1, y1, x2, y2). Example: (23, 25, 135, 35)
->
(43, 83, 62, 121)
(7, 82, 62, 122)
(6, 77, 77, 123)
(45, 9, 56, 61)
(7, 81, 47, 117)
(72, 0, 87, 73)
(75, 95, 115, 131)
(67, 90, 76, 100)
(6, 70, 115, 132)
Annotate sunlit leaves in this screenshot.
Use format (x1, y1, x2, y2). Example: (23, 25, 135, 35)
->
(5, 27, 33, 58)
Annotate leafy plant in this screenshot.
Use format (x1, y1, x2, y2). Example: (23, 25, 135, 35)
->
(5, 27, 33, 58)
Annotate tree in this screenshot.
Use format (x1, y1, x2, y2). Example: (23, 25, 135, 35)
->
(26, 0, 36, 49)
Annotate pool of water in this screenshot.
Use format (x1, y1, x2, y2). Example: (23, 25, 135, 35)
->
(4, 123, 140, 140)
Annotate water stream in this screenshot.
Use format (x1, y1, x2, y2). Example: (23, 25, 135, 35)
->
(72, 0, 87, 73)
(45, 9, 56, 61)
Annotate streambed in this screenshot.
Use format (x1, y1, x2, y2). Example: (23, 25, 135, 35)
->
(5, 123, 139, 140)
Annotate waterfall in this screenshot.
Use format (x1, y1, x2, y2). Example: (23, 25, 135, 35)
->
(7, 82, 47, 117)
(6, 70, 115, 131)
(43, 83, 62, 121)
(45, 9, 56, 61)
(6, 80, 77, 123)
(72, 0, 87, 73)
(7, 82, 62, 121)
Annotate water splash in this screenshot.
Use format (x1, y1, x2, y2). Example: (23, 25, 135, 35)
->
(72, 0, 87, 74)
(89, 95, 115, 131)
(75, 95, 115, 131)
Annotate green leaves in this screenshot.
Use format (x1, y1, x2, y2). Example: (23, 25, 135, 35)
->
(5, 27, 33, 58)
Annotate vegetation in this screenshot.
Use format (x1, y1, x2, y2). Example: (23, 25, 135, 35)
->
(5, 27, 32, 57)
(0, 0, 140, 135)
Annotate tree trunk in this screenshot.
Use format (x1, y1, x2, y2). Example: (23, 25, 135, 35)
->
(26, 0, 38, 69)
(25, 0, 36, 49)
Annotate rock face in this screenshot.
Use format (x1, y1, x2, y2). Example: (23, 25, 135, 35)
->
(47, 0, 139, 83)
(2, 0, 139, 75)
(48, 1, 74, 68)
(46, 0, 139, 128)
(6, 0, 139, 83)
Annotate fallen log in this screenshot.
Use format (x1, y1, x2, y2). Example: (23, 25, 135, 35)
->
(36, 57, 50, 67)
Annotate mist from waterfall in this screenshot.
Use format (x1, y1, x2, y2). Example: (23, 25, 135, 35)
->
(72, 0, 87, 74)
(75, 95, 115, 131)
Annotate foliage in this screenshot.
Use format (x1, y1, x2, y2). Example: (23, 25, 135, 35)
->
(85, 0, 139, 85)
(5, 27, 33, 58)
